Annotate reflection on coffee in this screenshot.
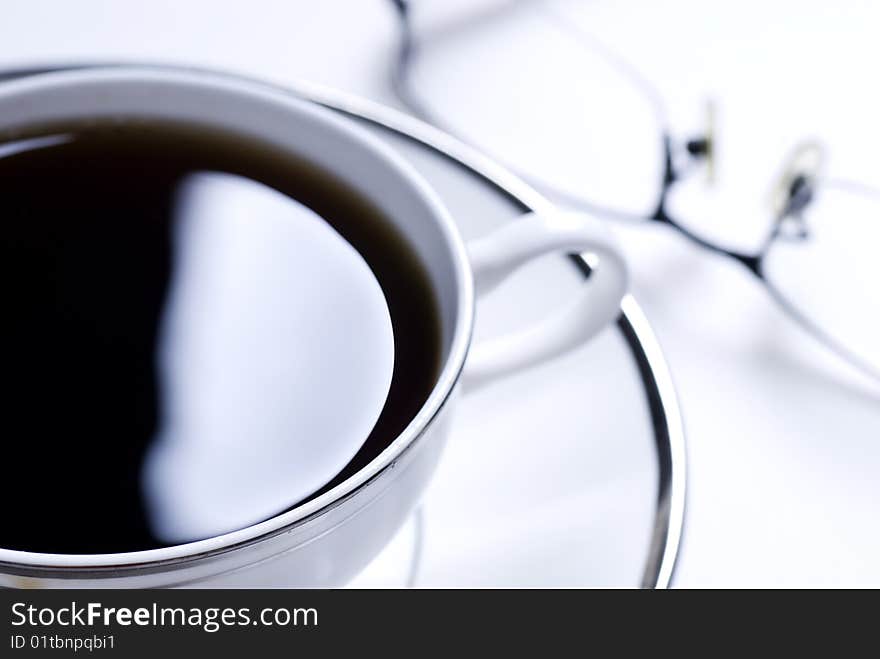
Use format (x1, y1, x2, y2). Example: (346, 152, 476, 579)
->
(0, 120, 440, 553)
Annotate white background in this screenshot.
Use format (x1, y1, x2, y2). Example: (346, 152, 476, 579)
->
(1, 0, 879, 587)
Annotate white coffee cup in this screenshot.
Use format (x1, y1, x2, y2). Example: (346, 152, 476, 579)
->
(0, 66, 626, 587)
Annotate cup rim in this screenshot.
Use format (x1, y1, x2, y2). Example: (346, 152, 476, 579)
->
(0, 65, 474, 572)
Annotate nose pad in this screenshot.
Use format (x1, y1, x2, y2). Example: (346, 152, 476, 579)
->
(681, 98, 717, 186)
(769, 140, 828, 219)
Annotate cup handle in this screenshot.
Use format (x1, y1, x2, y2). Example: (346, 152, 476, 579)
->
(462, 210, 628, 390)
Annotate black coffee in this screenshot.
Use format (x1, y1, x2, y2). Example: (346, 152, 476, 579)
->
(0, 119, 440, 554)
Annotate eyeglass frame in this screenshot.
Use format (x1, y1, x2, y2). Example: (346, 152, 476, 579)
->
(387, 0, 880, 383)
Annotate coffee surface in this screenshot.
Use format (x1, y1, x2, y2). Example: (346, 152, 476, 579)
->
(0, 120, 440, 553)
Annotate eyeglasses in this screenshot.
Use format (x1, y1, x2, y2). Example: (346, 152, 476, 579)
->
(387, 0, 880, 382)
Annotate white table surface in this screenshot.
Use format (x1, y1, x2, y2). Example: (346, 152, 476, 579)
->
(2, 0, 878, 587)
